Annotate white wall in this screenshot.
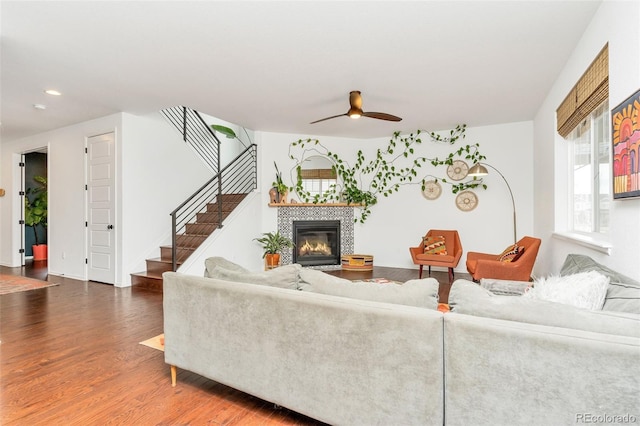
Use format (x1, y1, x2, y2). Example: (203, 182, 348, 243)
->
(199, 113, 254, 170)
(120, 112, 211, 286)
(0, 112, 211, 285)
(257, 121, 534, 273)
(1, 114, 123, 278)
(178, 192, 263, 275)
(533, 0, 640, 281)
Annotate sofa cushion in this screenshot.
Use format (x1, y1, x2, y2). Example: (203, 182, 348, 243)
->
(560, 254, 640, 314)
(523, 271, 609, 311)
(207, 263, 301, 290)
(204, 257, 249, 278)
(480, 278, 531, 296)
(604, 282, 640, 315)
(298, 267, 439, 309)
(449, 279, 640, 338)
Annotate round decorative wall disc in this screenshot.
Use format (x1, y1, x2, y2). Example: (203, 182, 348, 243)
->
(447, 160, 469, 181)
(422, 180, 442, 200)
(455, 190, 478, 211)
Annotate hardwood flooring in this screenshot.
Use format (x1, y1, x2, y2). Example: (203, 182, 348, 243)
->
(0, 261, 465, 425)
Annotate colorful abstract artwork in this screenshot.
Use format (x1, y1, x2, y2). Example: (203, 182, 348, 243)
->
(611, 89, 640, 199)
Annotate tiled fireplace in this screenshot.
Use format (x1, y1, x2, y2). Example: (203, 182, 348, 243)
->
(292, 220, 341, 266)
(277, 206, 355, 267)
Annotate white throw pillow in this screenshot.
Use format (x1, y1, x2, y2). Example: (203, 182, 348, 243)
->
(523, 271, 609, 310)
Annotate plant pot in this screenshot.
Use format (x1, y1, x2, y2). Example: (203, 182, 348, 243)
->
(269, 187, 279, 203)
(32, 244, 48, 261)
(264, 253, 281, 270)
(278, 191, 288, 204)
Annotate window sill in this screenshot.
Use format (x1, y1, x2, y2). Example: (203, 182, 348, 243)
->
(552, 231, 612, 255)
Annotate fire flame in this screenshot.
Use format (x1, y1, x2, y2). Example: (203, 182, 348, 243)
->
(299, 239, 332, 256)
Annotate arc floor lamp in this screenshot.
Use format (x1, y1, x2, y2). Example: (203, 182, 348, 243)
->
(468, 163, 517, 244)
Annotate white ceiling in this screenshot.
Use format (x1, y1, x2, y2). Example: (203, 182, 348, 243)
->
(1, 1, 601, 142)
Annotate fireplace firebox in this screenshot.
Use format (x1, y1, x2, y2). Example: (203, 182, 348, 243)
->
(292, 220, 340, 266)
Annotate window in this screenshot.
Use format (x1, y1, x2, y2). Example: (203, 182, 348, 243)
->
(568, 101, 610, 234)
(298, 167, 337, 198)
(301, 177, 337, 196)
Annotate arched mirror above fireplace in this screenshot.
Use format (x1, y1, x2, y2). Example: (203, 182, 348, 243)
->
(296, 155, 338, 199)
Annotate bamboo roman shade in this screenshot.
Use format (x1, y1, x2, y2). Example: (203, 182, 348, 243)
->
(556, 44, 609, 138)
(299, 169, 336, 179)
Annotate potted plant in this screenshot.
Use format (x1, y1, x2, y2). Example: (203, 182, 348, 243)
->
(272, 162, 288, 203)
(24, 175, 48, 261)
(254, 231, 294, 269)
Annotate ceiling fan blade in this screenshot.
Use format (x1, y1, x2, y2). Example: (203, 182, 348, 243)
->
(310, 113, 348, 124)
(362, 111, 402, 122)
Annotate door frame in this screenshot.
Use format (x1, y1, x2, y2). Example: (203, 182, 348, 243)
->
(20, 148, 49, 267)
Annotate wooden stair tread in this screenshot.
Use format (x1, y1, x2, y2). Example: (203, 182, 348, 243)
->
(135, 192, 249, 293)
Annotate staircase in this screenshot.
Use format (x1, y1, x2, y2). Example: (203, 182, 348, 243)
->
(130, 193, 247, 291)
(130, 106, 257, 292)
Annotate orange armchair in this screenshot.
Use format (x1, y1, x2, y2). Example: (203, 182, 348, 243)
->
(466, 236, 541, 282)
(409, 229, 463, 283)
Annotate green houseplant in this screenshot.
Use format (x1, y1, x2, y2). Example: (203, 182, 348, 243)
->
(272, 162, 289, 203)
(288, 125, 487, 222)
(24, 175, 48, 260)
(254, 231, 295, 269)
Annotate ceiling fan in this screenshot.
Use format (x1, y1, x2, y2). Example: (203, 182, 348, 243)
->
(310, 91, 402, 124)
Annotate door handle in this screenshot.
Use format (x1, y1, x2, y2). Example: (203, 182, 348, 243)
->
(107, 224, 114, 230)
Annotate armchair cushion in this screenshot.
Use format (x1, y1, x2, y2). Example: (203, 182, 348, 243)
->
(414, 251, 456, 263)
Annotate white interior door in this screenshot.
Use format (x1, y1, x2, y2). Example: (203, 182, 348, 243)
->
(87, 132, 116, 284)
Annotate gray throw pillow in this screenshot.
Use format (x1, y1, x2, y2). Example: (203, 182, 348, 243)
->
(449, 279, 640, 338)
(204, 257, 249, 278)
(299, 268, 439, 309)
(559, 254, 640, 314)
(603, 281, 640, 314)
(207, 263, 301, 290)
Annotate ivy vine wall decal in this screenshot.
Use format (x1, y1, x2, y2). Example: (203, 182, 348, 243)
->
(286, 124, 488, 223)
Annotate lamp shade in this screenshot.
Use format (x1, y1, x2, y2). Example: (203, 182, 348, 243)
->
(468, 163, 488, 177)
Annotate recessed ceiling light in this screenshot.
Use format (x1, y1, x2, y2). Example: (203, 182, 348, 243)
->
(44, 89, 61, 96)
(33, 104, 47, 110)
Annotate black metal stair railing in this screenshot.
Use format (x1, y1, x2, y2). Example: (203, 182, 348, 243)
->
(161, 106, 221, 172)
(170, 144, 257, 271)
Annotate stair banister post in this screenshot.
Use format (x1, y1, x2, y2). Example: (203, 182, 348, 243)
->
(217, 128, 223, 228)
(171, 212, 177, 271)
(182, 106, 187, 142)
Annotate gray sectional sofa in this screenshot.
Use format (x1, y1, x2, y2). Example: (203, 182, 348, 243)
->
(163, 255, 640, 426)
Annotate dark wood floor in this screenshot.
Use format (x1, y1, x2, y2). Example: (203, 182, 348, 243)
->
(1, 261, 464, 425)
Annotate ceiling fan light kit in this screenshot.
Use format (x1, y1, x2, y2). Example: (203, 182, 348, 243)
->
(311, 90, 402, 124)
